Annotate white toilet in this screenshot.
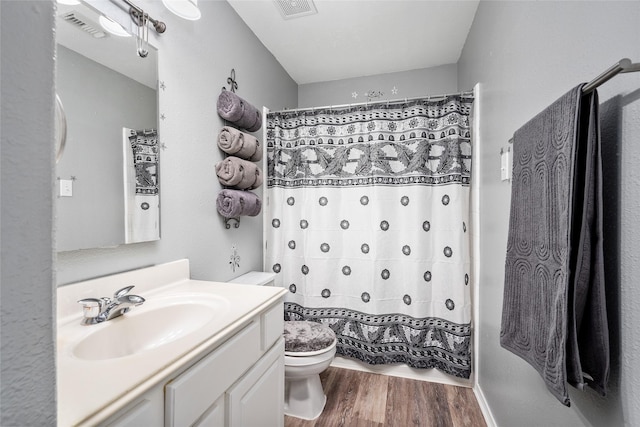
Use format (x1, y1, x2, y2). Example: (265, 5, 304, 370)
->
(229, 272, 337, 420)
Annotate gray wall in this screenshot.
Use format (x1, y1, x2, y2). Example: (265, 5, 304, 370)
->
(298, 63, 458, 108)
(56, 45, 156, 251)
(56, 0, 298, 285)
(457, 1, 640, 426)
(1, 1, 57, 425)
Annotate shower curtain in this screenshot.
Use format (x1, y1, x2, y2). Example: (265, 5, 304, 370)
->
(265, 94, 473, 379)
(123, 128, 159, 243)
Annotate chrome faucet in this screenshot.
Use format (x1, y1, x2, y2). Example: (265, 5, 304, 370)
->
(77, 285, 145, 325)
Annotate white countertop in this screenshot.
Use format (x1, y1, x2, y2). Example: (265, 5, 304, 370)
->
(57, 260, 286, 426)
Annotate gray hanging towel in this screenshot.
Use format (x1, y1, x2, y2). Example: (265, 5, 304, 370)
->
(500, 85, 609, 406)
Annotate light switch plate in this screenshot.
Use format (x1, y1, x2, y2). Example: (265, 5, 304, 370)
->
(59, 179, 73, 197)
(500, 147, 512, 181)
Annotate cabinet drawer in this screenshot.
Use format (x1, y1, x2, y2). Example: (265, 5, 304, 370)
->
(261, 303, 284, 351)
(165, 321, 261, 427)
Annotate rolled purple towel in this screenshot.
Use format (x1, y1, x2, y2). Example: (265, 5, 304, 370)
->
(216, 189, 261, 218)
(215, 156, 263, 190)
(217, 126, 263, 161)
(217, 90, 262, 132)
(216, 90, 244, 122)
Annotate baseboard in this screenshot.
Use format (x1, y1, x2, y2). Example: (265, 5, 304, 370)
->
(472, 383, 497, 427)
(330, 355, 472, 388)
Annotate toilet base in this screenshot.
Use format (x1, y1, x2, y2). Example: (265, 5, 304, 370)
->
(284, 374, 327, 420)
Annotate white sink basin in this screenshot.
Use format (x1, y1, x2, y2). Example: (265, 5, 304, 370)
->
(57, 261, 289, 427)
(71, 294, 229, 361)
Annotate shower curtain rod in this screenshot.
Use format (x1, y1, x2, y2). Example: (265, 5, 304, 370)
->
(582, 58, 640, 94)
(275, 89, 475, 114)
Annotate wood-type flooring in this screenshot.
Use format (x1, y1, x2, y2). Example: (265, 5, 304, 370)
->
(284, 367, 487, 427)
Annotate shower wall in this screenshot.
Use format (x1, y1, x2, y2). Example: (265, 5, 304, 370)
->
(458, 1, 640, 426)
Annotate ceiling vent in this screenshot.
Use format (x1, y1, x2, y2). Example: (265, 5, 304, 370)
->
(61, 11, 107, 39)
(273, 0, 317, 20)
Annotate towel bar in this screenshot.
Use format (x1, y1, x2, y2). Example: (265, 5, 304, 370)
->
(582, 58, 640, 94)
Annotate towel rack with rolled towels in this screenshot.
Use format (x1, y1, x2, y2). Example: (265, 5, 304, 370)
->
(215, 69, 265, 229)
(582, 58, 640, 94)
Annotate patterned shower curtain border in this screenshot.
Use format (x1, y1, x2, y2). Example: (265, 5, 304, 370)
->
(267, 96, 472, 190)
(284, 302, 472, 379)
(267, 173, 470, 188)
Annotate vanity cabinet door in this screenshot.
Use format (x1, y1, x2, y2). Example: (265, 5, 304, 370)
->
(165, 321, 261, 427)
(227, 338, 285, 427)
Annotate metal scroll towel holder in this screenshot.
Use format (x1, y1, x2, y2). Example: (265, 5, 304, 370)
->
(221, 69, 242, 230)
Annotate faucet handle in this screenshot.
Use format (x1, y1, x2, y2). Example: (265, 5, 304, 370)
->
(78, 298, 102, 319)
(113, 285, 135, 299)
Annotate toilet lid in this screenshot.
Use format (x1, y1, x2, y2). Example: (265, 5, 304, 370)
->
(283, 321, 336, 354)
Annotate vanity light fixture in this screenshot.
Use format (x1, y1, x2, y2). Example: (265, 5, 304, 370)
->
(162, 0, 201, 21)
(99, 15, 131, 37)
(121, 0, 167, 34)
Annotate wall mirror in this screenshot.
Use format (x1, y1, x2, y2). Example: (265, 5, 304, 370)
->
(55, 0, 160, 252)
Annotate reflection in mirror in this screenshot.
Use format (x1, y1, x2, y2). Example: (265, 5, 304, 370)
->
(55, 1, 159, 252)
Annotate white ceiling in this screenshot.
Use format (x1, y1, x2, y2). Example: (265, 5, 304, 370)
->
(227, 0, 480, 85)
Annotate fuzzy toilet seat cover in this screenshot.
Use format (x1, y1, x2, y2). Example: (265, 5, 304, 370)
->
(283, 321, 336, 353)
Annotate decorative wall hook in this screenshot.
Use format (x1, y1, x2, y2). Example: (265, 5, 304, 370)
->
(222, 69, 238, 93)
(229, 245, 241, 272)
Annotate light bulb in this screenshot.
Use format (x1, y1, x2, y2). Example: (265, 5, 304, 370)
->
(99, 15, 131, 37)
(162, 0, 201, 21)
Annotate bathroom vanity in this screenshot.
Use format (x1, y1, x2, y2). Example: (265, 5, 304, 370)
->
(57, 260, 287, 426)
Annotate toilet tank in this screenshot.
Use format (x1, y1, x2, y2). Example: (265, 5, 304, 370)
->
(228, 271, 276, 287)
